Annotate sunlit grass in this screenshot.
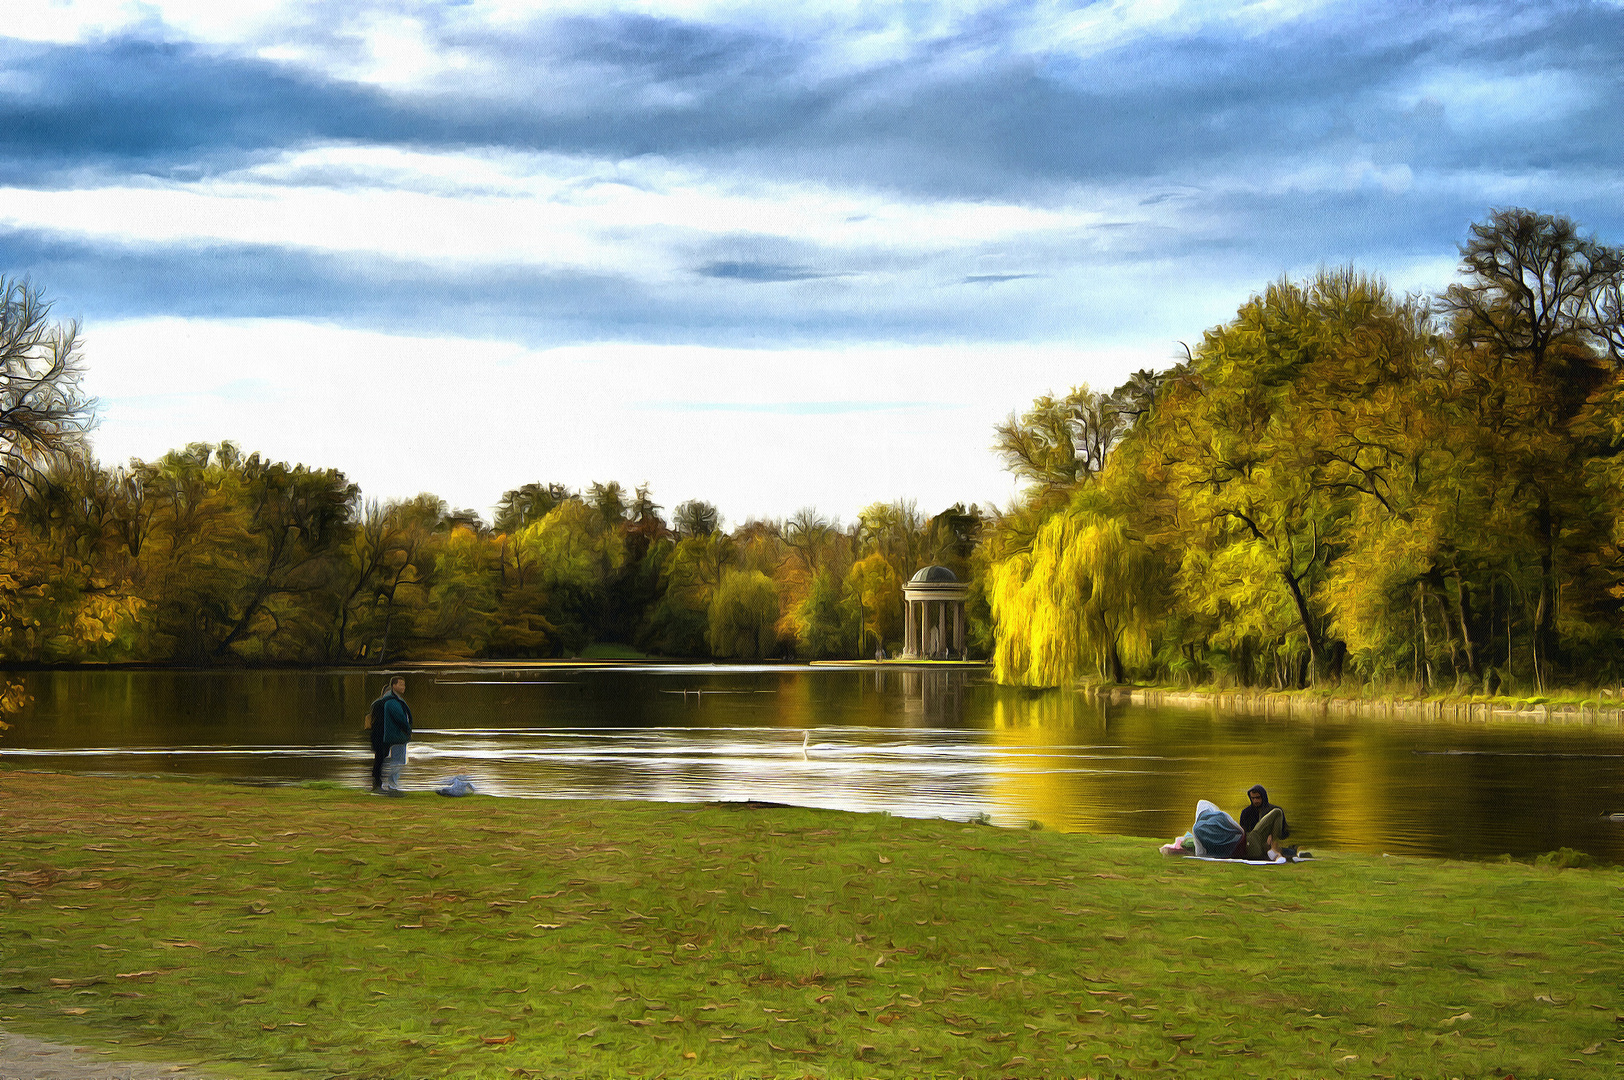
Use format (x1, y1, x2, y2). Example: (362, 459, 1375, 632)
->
(1, 773, 1619, 1078)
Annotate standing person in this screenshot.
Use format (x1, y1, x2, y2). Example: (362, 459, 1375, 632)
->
(369, 676, 413, 797)
(1238, 784, 1290, 861)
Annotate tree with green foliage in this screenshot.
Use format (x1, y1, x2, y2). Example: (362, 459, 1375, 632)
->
(988, 506, 1158, 686)
(707, 568, 779, 659)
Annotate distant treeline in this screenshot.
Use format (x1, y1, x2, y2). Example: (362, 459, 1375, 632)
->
(2, 208, 1623, 695)
(0, 448, 987, 664)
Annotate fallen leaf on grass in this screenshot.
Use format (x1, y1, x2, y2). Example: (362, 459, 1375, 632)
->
(682, 1051, 697, 1060)
(877, 1013, 901, 1025)
(158, 941, 202, 949)
(1167, 1033, 1196, 1042)
(49, 977, 104, 988)
(1535, 995, 1565, 1005)
(574, 1028, 597, 1040)
(1441, 1013, 1473, 1024)
(395, 922, 424, 929)
(815, 994, 833, 1004)
(1336, 1054, 1358, 1064)
(116, 971, 167, 979)
(59, 1007, 89, 1015)
(877, 855, 892, 864)
(532, 924, 562, 930)
(1580, 1042, 1602, 1055)
(482, 1034, 516, 1046)
(245, 901, 272, 915)
(627, 1019, 653, 1027)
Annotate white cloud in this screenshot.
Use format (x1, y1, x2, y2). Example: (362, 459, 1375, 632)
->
(80, 317, 1167, 521)
(0, 145, 1139, 277)
(1405, 69, 1593, 135)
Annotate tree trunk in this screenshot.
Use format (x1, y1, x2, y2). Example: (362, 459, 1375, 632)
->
(1105, 635, 1124, 684)
(1280, 568, 1322, 686)
(1417, 583, 1434, 691)
(1533, 493, 1555, 692)
(1428, 591, 1460, 683)
(1450, 573, 1482, 681)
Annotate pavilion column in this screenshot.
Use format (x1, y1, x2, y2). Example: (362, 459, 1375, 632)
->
(904, 598, 916, 657)
(954, 602, 964, 656)
(936, 602, 947, 659)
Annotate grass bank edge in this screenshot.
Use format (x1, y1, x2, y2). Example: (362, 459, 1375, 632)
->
(2, 775, 1621, 1079)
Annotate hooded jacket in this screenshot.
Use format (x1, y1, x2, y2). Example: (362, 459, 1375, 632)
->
(1189, 800, 1247, 858)
(370, 690, 413, 747)
(1238, 784, 1289, 839)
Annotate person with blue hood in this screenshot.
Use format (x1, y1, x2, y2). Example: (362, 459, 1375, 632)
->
(1161, 800, 1249, 859)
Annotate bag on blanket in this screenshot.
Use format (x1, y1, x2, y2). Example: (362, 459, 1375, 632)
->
(435, 774, 476, 797)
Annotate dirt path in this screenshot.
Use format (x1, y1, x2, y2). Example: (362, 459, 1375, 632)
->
(0, 1028, 217, 1080)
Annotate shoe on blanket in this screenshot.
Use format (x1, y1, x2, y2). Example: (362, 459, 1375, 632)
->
(1281, 845, 1299, 860)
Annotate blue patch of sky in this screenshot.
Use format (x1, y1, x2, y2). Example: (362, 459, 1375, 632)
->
(1, 0, 1622, 344)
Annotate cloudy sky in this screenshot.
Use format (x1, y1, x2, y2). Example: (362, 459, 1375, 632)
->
(3, 0, 1621, 524)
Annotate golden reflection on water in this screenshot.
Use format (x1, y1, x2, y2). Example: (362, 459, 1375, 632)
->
(986, 690, 1108, 833)
(6, 666, 1624, 859)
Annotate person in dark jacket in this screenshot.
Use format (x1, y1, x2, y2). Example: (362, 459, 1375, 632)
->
(369, 676, 413, 797)
(1238, 784, 1289, 860)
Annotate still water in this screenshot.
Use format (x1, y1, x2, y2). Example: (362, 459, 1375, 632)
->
(2, 665, 1621, 861)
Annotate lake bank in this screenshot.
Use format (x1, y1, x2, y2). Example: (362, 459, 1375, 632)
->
(6, 663, 1624, 859)
(1, 773, 1619, 1079)
(1088, 683, 1624, 727)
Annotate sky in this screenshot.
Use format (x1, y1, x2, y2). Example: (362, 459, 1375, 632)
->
(3, 0, 1621, 525)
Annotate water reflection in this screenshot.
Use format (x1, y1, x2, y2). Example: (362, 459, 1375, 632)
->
(1, 666, 1621, 861)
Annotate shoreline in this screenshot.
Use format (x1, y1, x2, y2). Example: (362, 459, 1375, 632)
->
(1089, 683, 1624, 726)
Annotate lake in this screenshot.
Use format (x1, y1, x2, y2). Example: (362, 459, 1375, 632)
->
(2, 664, 1621, 861)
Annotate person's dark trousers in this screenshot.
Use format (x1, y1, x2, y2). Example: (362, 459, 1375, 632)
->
(370, 744, 389, 790)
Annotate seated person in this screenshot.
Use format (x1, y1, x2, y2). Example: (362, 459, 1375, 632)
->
(1161, 798, 1294, 862)
(1238, 784, 1291, 860)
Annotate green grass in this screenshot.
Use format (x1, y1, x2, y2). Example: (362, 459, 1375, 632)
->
(575, 643, 653, 660)
(1, 774, 1620, 1079)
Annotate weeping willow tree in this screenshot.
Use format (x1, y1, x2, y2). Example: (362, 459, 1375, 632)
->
(988, 508, 1158, 687)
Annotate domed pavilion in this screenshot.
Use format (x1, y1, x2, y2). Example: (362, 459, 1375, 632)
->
(902, 565, 970, 659)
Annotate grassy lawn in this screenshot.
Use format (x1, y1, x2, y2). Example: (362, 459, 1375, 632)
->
(1, 773, 1619, 1079)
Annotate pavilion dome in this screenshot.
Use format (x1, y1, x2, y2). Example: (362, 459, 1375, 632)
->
(909, 565, 958, 584)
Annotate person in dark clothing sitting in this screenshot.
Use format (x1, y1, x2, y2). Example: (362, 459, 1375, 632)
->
(1238, 784, 1291, 861)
